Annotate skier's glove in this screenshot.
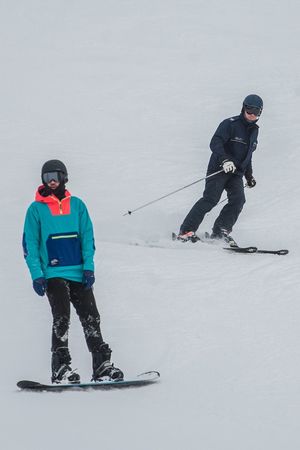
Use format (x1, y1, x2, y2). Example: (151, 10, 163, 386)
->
(33, 277, 47, 296)
(222, 160, 236, 173)
(246, 176, 256, 188)
(83, 270, 95, 290)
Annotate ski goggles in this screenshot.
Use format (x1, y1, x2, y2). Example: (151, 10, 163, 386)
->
(244, 106, 261, 116)
(42, 171, 62, 183)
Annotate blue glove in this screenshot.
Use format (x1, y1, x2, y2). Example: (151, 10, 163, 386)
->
(33, 277, 47, 296)
(83, 270, 95, 290)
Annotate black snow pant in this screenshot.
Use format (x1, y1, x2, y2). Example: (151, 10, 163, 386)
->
(46, 278, 104, 355)
(180, 172, 246, 234)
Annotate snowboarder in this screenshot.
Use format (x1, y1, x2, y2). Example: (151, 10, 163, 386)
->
(22, 160, 123, 384)
(177, 94, 263, 243)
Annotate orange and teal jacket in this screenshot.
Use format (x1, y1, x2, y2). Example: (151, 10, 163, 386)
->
(22, 186, 95, 282)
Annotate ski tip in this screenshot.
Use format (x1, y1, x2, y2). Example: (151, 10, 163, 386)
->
(277, 249, 289, 255)
(255, 248, 289, 255)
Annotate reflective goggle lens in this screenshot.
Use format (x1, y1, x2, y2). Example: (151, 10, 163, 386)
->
(42, 171, 61, 183)
(245, 106, 261, 116)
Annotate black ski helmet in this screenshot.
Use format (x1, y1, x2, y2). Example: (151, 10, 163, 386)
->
(41, 159, 68, 184)
(242, 94, 263, 116)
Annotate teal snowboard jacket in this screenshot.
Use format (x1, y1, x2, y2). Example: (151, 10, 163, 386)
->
(23, 186, 95, 282)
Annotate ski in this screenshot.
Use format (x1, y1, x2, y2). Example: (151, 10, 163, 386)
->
(223, 246, 258, 254)
(225, 247, 289, 256)
(17, 371, 160, 392)
(172, 231, 239, 246)
(172, 232, 289, 255)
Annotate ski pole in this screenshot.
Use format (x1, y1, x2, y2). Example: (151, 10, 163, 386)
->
(123, 169, 224, 216)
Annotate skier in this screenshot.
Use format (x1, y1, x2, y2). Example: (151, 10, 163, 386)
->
(22, 160, 124, 384)
(177, 94, 263, 244)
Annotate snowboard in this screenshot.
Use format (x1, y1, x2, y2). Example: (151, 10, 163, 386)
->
(17, 371, 160, 392)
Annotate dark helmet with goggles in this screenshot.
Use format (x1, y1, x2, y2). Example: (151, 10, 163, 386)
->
(41, 160, 68, 185)
(243, 94, 263, 117)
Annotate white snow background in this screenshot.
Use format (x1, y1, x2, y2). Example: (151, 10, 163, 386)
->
(0, 1, 299, 449)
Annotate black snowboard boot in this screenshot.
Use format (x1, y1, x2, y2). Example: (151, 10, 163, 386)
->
(91, 343, 124, 382)
(51, 347, 80, 384)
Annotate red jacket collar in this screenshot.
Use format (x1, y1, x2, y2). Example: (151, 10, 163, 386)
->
(35, 185, 71, 203)
(35, 186, 72, 215)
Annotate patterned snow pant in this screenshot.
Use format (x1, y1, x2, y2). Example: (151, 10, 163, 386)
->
(46, 277, 104, 354)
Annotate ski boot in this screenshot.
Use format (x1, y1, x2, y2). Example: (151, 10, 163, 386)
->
(91, 343, 124, 382)
(176, 231, 200, 243)
(51, 347, 80, 384)
(211, 228, 238, 247)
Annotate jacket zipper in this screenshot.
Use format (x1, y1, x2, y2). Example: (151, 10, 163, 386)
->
(51, 196, 68, 215)
(59, 197, 69, 215)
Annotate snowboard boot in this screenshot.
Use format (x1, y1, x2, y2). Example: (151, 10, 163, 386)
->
(91, 343, 124, 382)
(211, 228, 237, 247)
(176, 231, 200, 243)
(51, 347, 80, 384)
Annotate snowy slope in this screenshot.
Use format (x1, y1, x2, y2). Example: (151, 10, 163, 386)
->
(1, 1, 300, 449)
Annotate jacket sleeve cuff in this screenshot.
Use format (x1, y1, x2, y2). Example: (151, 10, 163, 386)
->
(83, 261, 95, 272)
(30, 268, 44, 281)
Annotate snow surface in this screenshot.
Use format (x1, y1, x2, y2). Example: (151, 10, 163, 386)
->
(1, 0, 300, 449)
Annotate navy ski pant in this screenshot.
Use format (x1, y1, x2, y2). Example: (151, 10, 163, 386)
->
(180, 172, 246, 234)
(46, 278, 104, 354)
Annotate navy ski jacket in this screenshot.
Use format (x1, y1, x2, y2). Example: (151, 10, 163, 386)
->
(208, 113, 259, 178)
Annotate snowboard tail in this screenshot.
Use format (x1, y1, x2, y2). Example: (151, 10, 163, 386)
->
(17, 371, 160, 392)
